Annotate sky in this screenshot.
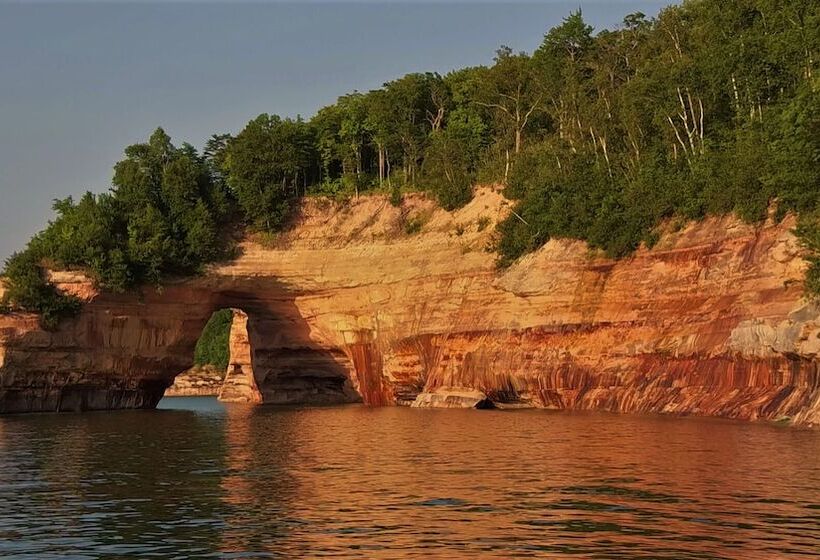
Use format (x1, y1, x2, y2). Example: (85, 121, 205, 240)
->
(0, 0, 673, 263)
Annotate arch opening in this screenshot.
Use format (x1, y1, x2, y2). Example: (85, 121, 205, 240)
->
(164, 308, 260, 403)
(0, 279, 365, 413)
(155, 285, 363, 409)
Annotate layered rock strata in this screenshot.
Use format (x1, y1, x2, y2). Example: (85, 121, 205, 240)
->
(164, 365, 226, 397)
(218, 310, 262, 403)
(1, 186, 818, 424)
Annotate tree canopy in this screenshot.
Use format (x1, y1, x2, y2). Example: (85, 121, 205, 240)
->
(2, 128, 232, 325)
(3, 0, 819, 328)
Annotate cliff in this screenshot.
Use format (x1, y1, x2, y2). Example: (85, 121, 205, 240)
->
(1, 186, 818, 425)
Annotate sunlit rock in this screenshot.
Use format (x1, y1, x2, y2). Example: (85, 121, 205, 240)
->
(1, 186, 819, 425)
(411, 387, 494, 409)
(164, 365, 225, 397)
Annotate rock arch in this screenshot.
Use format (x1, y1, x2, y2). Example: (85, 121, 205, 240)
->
(0, 277, 362, 413)
(165, 309, 261, 402)
(1, 188, 820, 423)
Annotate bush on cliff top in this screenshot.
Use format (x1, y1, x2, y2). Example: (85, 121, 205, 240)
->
(1, 250, 81, 329)
(3, 0, 820, 327)
(2, 129, 233, 328)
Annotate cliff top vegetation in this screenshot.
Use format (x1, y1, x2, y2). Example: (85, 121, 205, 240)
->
(2, 0, 818, 329)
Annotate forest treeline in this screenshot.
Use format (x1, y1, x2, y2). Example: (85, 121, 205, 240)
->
(2, 0, 818, 328)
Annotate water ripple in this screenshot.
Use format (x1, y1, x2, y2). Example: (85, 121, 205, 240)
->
(0, 398, 817, 559)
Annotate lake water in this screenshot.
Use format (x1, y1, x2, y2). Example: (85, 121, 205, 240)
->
(0, 397, 818, 559)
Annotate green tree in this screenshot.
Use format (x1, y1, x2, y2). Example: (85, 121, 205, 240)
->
(475, 47, 543, 181)
(224, 114, 316, 231)
(422, 129, 474, 210)
(194, 308, 233, 370)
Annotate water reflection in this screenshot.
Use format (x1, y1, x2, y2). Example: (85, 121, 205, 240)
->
(0, 399, 818, 558)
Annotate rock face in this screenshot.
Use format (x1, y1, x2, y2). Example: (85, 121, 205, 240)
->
(1, 186, 819, 425)
(164, 365, 225, 397)
(218, 310, 262, 404)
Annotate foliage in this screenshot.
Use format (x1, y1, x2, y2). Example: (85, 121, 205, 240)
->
(1, 250, 81, 329)
(389, 185, 403, 207)
(2, 128, 232, 325)
(5, 0, 820, 323)
(422, 130, 474, 210)
(404, 215, 425, 235)
(224, 114, 316, 232)
(193, 309, 233, 371)
(493, 2, 820, 283)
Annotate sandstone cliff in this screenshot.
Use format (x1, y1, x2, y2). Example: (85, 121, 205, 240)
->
(1, 186, 818, 425)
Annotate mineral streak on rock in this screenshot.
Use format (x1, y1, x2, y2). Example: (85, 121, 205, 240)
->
(1, 186, 819, 425)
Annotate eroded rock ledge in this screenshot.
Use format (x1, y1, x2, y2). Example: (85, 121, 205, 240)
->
(1, 186, 819, 425)
(164, 365, 225, 397)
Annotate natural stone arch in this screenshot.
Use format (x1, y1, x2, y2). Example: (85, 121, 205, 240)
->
(165, 309, 260, 402)
(2, 188, 819, 423)
(210, 287, 360, 407)
(0, 276, 362, 413)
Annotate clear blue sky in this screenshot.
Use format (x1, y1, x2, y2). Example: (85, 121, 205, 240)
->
(0, 1, 673, 263)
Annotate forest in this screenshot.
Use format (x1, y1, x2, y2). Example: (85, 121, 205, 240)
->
(1, 0, 818, 329)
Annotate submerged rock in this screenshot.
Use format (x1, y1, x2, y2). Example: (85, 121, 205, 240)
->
(411, 388, 495, 409)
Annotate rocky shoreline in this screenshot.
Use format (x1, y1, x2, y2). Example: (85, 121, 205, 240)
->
(1, 187, 819, 425)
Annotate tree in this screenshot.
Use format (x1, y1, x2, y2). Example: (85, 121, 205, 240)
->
(204, 133, 233, 187)
(475, 47, 543, 180)
(364, 89, 400, 188)
(422, 129, 473, 210)
(310, 94, 369, 195)
(312, 103, 345, 182)
(382, 74, 437, 186)
(224, 114, 316, 231)
(533, 11, 595, 155)
(338, 93, 368, 190)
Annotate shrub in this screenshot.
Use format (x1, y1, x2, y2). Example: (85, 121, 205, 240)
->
(404, 215, 425, 235)
(2, 250, 82, 329)
(389, 185, 403, 207)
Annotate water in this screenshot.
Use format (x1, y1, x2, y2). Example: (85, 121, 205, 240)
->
(0, 398, 818, 559)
